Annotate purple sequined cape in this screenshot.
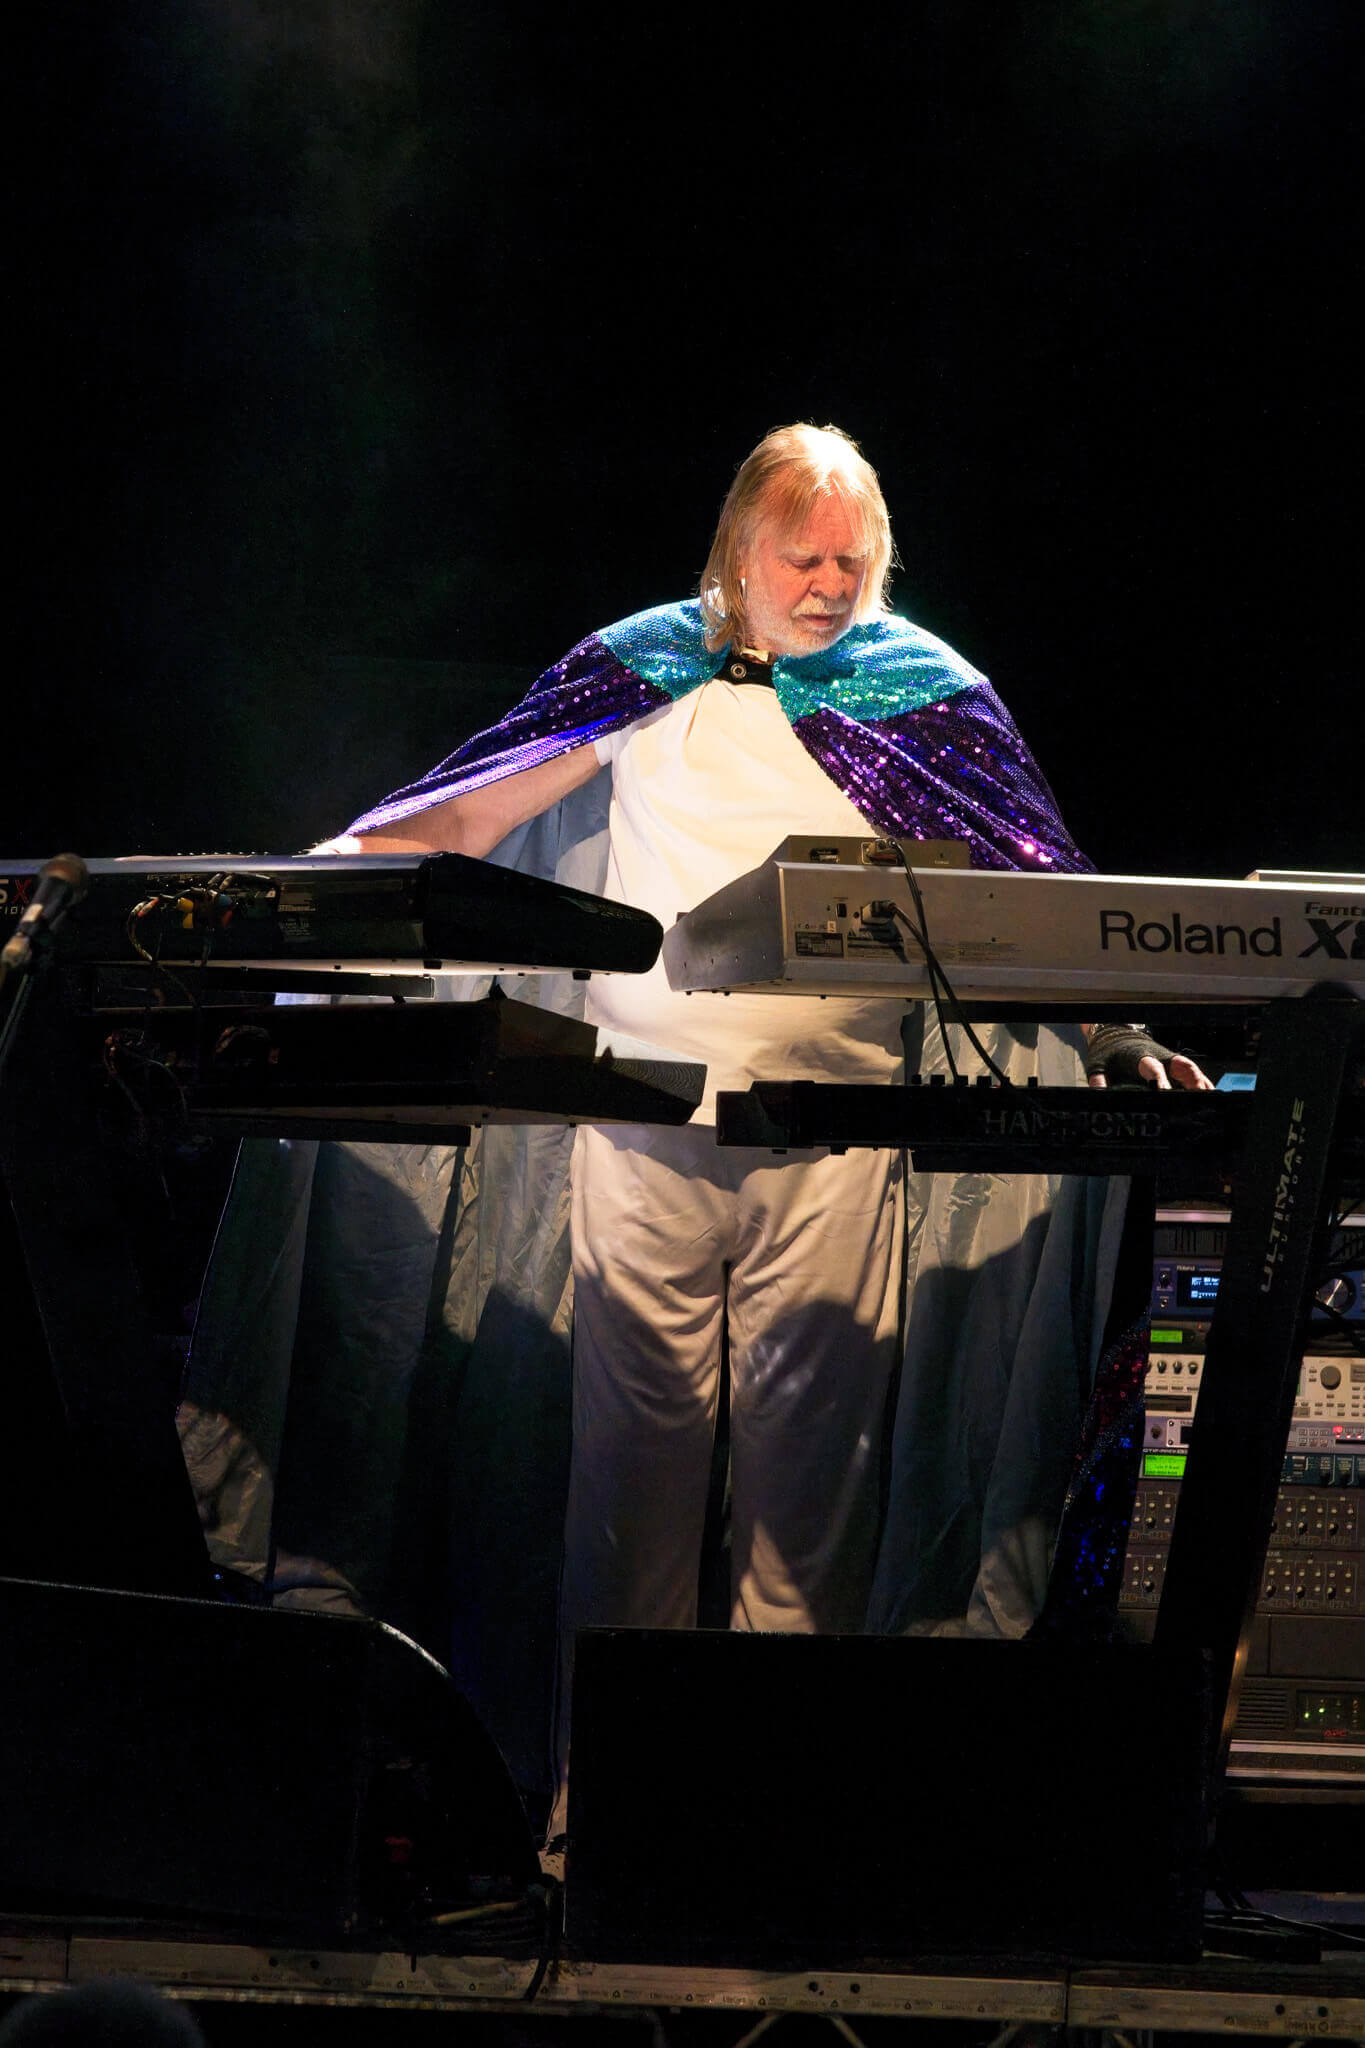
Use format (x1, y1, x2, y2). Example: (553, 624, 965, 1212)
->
(348, 599, 1090, 874)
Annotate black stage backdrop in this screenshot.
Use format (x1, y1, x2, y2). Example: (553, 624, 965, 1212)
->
(14, 3, 1359, 880)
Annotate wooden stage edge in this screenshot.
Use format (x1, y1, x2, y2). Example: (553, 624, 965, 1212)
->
(2, 1925, 1364, 2039)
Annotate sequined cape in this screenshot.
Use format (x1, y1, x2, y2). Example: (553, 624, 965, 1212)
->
(347, 599, 1091, 873)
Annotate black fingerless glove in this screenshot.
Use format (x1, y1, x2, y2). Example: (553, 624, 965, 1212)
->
(1083, 1022, 1177, 1085)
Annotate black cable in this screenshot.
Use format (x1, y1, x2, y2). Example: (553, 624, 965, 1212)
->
(887, 843, 1011, 1084)
(899, 862, 1010, 1083)
(1327, 1210, 1365, 1251)
(1207, 1901, 1365, 1951)
(1207, 1842, 1365, 1950)
(887, 874, 959, 1080)
(1310, 1298, 1365, 1353)
(100, 1032, 192, 1142)
(521, 1877, 561, 2001)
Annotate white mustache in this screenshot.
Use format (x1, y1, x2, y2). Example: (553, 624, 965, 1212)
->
(794, 606, 848, 621)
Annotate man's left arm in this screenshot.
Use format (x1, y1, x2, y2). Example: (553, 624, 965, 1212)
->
(1082, 1022, 1214, 1092)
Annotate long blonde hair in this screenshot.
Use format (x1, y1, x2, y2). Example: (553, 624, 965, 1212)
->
(698, 423, 896, 652)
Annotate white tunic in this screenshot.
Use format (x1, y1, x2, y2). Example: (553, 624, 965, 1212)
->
(583, 677, 906, 1120)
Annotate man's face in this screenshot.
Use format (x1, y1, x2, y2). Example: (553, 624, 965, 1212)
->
(738, 497, 869, 658)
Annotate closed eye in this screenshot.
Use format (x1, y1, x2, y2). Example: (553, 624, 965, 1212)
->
(785, 554, 865, 571)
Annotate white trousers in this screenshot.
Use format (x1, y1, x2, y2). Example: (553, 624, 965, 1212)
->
(551, 1121, 903, 1827)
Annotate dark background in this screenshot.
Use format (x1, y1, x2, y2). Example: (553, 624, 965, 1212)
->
(16, 1, 1359, 877)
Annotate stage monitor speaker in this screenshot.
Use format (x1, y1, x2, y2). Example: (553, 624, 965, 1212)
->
(0, 1576, 538, 1940)
(566, 1630, 1209, 1967)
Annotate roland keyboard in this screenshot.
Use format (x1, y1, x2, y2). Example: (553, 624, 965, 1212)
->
(662, 841, 1365, 1006)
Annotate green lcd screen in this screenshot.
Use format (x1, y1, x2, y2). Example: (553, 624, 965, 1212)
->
(1143, 1452, 1187, 1478)
(1149, 1328, 1185, 1344)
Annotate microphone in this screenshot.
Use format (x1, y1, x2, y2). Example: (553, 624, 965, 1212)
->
(1, 852, 90, 973)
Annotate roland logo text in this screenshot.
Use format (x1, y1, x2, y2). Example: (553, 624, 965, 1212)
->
(1099, 909, 1282, 957)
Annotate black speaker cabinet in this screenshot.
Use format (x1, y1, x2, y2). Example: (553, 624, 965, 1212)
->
(566, 1630, 1209, 1967)
(0, 1577, 538, 1938)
